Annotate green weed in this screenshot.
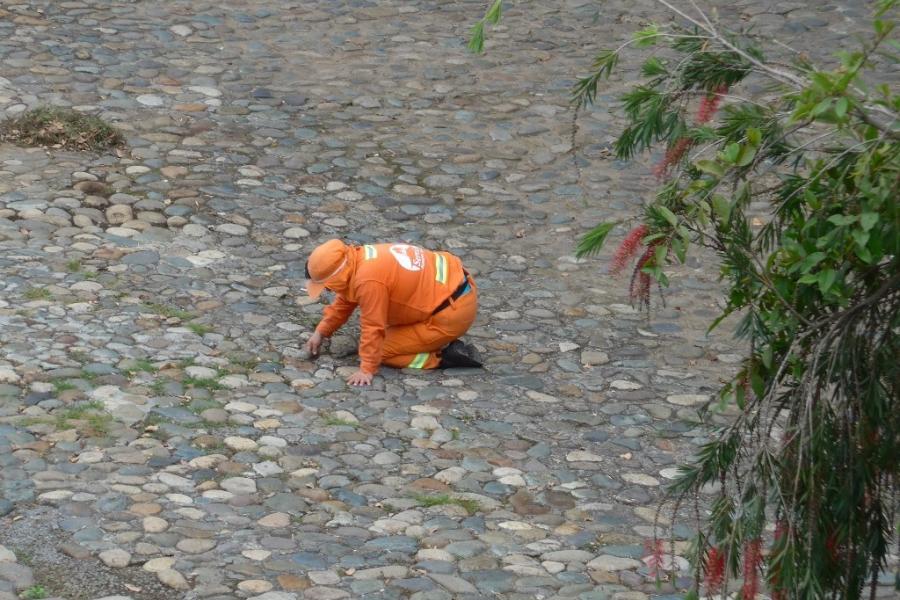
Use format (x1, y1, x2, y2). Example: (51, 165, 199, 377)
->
(187, 322, 214, 336)
(52, 379, 77, 393)
(22, 585, 47, 599)
(411, 493, 479, 515)
(124, 359, 157, 376)
(322, 414, 359, 428)
(142, 302, 194, 320)
(24, 287, 51, 300)
(182, 377, 223, 391)
(78, 369, 98, 383)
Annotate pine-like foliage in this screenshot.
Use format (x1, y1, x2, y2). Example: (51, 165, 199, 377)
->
(471, 0, 900, 598)
(570, 3, 900, 598)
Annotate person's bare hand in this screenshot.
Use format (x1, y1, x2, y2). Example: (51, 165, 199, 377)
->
(305, 331, 324, 357)
(347, 370, 374, 387)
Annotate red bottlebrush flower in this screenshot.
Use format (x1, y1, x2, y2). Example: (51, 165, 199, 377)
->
(652, 137, 692, 179)
(697, 85, 729, 124)
(704, 546, 726, 594)
(866, 429, 880, 445)
(651, 85, 726, 180)
(770, 522, 789, 600)
(629, 243, 658, 308)
(825, 532, 841, 563)
(774, 520, 789, 545)
(742, 538, 763, 599)
(610, 224, 648, 275)
(644, 538, 665, 576)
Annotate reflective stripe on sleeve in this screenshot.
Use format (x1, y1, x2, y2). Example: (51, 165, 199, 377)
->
(434, 253, 448, 284)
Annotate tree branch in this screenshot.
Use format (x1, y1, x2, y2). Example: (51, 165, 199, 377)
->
(654, 0, 808, 88)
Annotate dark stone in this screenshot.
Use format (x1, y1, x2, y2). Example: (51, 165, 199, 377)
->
(471, 570, 516, 593)
(291, 552, 328, 570)
(598, 544, 644, 559)
(543, 491, 576, 509)
(59, 542, 92, 559)
(72, 526, 104, 542)
(362, 536, 418, 553)
(122, 250, 160, 265)
(95, 494, 128, 513)
(591, 474, 623, 490)
(284, 94, 308, 106)
(148, 455, 180, 468)
(332, 488, 367, 507)
(500, 375, 544, 390)
(509, 490, 549, 516)
(584, 430, 609, 443)
(390, 578, 435, 592)
(414, 560, 456, 574)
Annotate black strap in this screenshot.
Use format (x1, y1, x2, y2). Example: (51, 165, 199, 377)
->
(432, 273, 470, 316)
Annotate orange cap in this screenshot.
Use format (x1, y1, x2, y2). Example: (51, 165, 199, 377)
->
(305, 239, 349, 299)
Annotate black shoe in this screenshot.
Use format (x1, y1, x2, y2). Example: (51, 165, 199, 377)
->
(439, 340, 483, 369)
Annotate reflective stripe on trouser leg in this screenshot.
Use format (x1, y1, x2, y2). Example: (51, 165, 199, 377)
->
(384, 351, 440, 370)
(408, 353, 429, 369)
(381, 282, 478, 371)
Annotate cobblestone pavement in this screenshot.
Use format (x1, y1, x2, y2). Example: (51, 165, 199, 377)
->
(0, 1, 891, 599)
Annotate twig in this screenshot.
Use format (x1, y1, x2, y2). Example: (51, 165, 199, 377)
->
(654, 0, 808, 88)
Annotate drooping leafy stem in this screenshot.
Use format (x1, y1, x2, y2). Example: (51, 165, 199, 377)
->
(470, 1, 899, 598)
(467, 0, 503, 54)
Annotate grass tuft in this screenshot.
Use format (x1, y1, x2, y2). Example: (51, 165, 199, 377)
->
(187, 322, 214, 336)
(142, 303, 194, 320)
(228, 355, 260, 372)
(321, 414, 359, 428)
(78, 369, 98, 383)
(0, 106, 124, 151)
(22, 585, 47, 599)
(24, 287, 52, 300)
(57, 400, 104, 420)
(195, 419, 229, 430)
(52, 379, 77, 393)
(147, 380, 167, 395)
(124, 359, 157, 377)
(55, 401, 112, 435)
(182, 377, 223, 391)
(411, 493, 480, 515)
(22, 401, 112, 437)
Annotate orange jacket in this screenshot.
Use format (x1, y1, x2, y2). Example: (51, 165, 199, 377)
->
(315, 243, 467, 374)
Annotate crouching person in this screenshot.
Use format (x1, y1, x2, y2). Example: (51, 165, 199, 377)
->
(303, 239, 482, 386)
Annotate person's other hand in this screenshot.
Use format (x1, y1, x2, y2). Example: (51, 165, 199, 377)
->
(305, 331, 324, 357)
(347, 370, 374, 386)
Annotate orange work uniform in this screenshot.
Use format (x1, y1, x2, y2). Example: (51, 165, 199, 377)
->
(314, 243, 478, 374)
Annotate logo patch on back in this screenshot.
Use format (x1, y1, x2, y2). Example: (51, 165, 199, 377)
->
(389, 244, 425, 272)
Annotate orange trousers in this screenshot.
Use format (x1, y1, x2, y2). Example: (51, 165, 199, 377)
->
(380, 278, 478, 370)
